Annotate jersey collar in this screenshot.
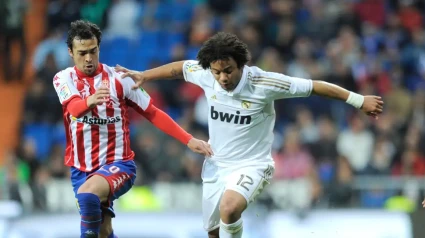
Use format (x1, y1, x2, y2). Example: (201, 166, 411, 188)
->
(216, 65, 248, 96)
(74, 63, 104, 79)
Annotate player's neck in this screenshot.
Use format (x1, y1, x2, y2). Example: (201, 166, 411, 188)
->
(74, 64, 103, 78)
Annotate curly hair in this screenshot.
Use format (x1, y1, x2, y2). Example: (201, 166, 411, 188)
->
(66, 20, 102, 51)
(197, 32, 251, 69)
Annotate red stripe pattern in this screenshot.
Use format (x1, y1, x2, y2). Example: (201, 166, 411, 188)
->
(58, 64, 141, 172)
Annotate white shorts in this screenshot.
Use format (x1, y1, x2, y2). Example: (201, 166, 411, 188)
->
(201, 159, 274, 231)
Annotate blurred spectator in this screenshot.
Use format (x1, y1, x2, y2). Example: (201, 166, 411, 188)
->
(364, 136, 395, 175)
(104, 0, 141, 39)
(271, 126, 321, 211)
(1, 0, 28, 82)
(295, 107, 319, 145)
(80, 0, 111, 29)
(32, 28, 72, 72)
(337, 114, 374, 173)
(207, 0, 236, 15)
(354, 0, 386, 27)
(392, 148, 425, 176)
(47, 0, 81, 30)
(398, 0, 423, 32)
(48, 144, 68, 179)
(328, 156, 353, 208)
(311, 115, 338, 185)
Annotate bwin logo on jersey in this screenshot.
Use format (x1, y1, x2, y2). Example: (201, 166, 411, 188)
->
(210, 106, 251, 125)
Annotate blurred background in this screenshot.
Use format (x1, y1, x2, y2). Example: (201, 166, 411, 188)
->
(1, 0, 425, 237)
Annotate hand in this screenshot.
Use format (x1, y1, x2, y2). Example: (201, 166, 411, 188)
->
(187, 138, 214, 157)
(115, 64, 146, 89)
(361, 96, 384, 120)
(87, 86, 109, 108)
(422, 199, 425, 208)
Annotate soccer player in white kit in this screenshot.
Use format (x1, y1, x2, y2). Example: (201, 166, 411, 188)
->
(116, 32, 384, 238)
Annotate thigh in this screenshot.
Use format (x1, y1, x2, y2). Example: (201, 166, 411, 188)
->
(225, 163, 274, 205)
(71, 160, 137, 217)
(201, 159, 224, 232)
(70, 167, 88, 195)
(93, 160, 137, 203)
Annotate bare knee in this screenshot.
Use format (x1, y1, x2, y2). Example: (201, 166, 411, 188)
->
(77, 175, 110, 202)
(99, 214, 113, 238)
(208, 228, 219, 238)
(219, 191, 247, 223)
(220, 200, 244, 223)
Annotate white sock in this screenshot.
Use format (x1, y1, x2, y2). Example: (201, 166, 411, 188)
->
(219, 218, 243, 238)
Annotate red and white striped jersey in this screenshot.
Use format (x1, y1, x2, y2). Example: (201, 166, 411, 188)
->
(53, 63, 151, 172)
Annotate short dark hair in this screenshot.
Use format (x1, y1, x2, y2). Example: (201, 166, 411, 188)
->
(197, 32, 251, 69)
(66, 20, 102, 51)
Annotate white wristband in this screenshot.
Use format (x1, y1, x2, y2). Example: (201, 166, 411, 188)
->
(346, 92, 364, 109)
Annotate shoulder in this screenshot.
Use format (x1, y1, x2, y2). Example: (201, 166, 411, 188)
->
(102, 64, 129, 85)
(244, 65, 272, 88)
(247, 65, 265, 76)
(245, 65, 291, 90)
(245, 65, 275, 85)
(54, 67, 75, 80)
(183, 60, 202, 71)
(102, 64, 120, 79)
(248, 65, 283, 80)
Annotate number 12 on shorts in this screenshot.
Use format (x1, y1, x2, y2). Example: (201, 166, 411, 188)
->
(237, 174, 253, 191)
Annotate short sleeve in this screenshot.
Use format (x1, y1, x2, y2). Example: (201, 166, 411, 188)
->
(182, 60, 209, 87)
(121, 76, 151, 110)
(252, 68, 313, 101)
(53, 71, 81, 105)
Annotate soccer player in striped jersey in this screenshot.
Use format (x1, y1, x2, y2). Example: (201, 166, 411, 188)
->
(53, 20, 212, 238)
(115, 32, 384, 238)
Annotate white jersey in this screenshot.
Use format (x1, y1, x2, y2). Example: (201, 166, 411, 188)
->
(182, 60, 313, 166)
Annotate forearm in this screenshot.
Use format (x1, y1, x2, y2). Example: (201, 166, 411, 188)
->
(312, 81, 364, 108)
(143, 61, 185, 81)
(141, 104, 193, 144)
(311, 81, 350, 100)
(67, 97, 91, 117)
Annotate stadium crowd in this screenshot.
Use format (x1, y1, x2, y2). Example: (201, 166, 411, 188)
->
(3, 0, 425, 213)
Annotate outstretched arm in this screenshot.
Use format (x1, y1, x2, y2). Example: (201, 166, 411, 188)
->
(256, 69, 384, 119)
(121, 75, 213, 157)
(136, 103, 213, 156)
(115, 61, 185, 89)
(311, 81, 383, 118)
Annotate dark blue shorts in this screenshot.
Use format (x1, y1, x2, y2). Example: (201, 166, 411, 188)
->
(70, 160, 137, 217)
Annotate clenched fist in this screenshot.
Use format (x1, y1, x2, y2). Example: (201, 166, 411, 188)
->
(87, 86, 109, 108)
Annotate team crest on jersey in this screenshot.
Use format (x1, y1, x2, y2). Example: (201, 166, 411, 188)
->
(211, 95, 217, 100)
(102, 79, 109, 88)
(241, 100, 251, 109)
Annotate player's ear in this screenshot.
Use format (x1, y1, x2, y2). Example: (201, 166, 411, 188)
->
(68, 48, 73, 58)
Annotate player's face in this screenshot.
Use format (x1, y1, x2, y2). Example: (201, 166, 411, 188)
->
(210, 57, 243, 91)
(68, 37, 100, 76)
